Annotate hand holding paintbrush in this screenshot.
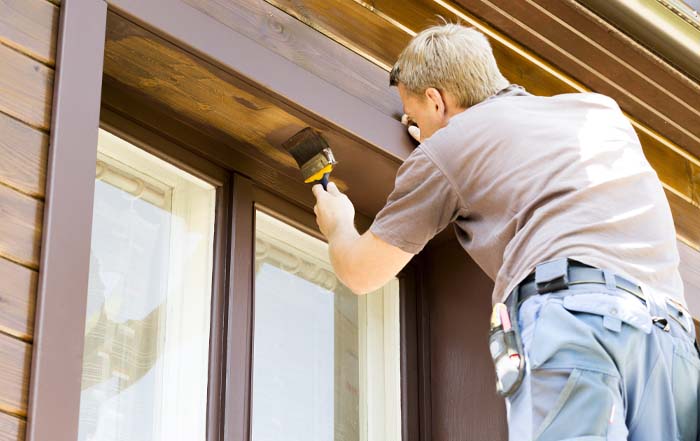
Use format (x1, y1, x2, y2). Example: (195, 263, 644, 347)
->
(283, 127, 356, 242)
(282, 127, 337, 190)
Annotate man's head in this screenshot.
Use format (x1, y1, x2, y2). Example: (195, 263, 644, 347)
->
(391, 24, 508, 141)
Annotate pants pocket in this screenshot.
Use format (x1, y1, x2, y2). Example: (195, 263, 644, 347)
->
(533, 368, 618, 441)
(672, 344, 700, 441)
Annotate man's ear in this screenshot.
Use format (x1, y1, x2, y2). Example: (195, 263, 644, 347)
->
(424, 87, 445, 115)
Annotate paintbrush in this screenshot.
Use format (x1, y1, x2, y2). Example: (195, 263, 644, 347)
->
(282, 127, 337, 190)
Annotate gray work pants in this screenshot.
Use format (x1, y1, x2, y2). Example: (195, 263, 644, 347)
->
(506, 284, 700, 440)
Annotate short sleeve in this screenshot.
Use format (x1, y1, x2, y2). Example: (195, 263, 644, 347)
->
(369, 148, 461, 254)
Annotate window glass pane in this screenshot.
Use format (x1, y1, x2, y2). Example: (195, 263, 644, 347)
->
(78, 130, 216, 441)
(252, 210, 402, 441)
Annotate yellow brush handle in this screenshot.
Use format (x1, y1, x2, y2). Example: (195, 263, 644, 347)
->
(304, 164, 334, 183)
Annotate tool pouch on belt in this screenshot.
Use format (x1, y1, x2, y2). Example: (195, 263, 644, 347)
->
(489, 289, 526, 397)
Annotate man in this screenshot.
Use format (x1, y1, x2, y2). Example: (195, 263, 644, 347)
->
(312, 24, 699, 440)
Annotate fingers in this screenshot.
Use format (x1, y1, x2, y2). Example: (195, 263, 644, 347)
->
(408, 125, 421, 142)
(326, 181, 341, 195)
(401, 114, 421, 141)
(311, 183, 325, 199)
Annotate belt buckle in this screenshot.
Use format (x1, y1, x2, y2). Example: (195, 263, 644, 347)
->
(535, 258, 569, 294)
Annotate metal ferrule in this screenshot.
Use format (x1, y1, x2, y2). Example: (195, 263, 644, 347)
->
(300, 148, 337, 181)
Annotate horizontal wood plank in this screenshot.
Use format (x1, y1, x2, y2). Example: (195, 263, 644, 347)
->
(0, 0, 59, 65)
(0, 412, 24, 441)
(184, 0, 402, 118)
(0, 185, 43, 269)
(0, 113, 48, 199)
(265, 0, 408, 68)
(0, 258, 36, 342)
(0, 335, 31, 417)
(0, 44, 53, 130)
(667, 189, 700, 252)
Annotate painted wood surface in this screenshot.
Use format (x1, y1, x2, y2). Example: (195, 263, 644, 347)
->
(0, 114, 48, 199)
(103, 10, 402, 217)
(421, 238, 507, 441)
(667, 189, 700, 252)
(0, 258, 36, 342)
(0, 0, 56, 435)
(0, 45, 53, 131)
(0, 0, 59, 65)
(183, 0, 402, 118)
(0, 412, 24, 441)
(0, 335, 31, 418)
(0, 185, 43, 270)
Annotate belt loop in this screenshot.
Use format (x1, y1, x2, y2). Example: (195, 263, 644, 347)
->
(603, 269, 616, 290)
(535, 258, 569, 294)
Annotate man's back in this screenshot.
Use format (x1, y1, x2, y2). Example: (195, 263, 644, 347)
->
(418, 85, 684, 303)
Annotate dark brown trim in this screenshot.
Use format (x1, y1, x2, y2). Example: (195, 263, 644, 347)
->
(224, 174, 255, 441)
(208, 179, 232, 441)
(398, 261, 421, 441)
(26, 1, 108, 440)
(415, 255, 432, 441)
(106, 0, 414, 163)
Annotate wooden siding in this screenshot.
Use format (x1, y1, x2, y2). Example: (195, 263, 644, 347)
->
(0, 0, 57, 437)
(0, 0, 59, 66)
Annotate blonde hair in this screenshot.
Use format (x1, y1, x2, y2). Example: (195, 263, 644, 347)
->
(390, 24, 509, 108)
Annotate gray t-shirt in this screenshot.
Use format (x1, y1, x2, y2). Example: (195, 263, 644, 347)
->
(370, 85, 684, 304)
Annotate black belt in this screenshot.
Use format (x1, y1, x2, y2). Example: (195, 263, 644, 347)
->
(516, 259, 646, 305)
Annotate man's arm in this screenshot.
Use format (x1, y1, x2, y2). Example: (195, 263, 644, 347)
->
(313, 182, 413, 294)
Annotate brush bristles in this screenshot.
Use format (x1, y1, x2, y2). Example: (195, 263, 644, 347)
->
(282, 127, 330, 167)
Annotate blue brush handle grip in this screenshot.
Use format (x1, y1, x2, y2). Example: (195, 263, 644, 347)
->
(320, 173, 330, 190)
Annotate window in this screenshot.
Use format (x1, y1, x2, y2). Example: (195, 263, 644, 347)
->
(251, 210, 402, 441)
(77, 130, 216, 441)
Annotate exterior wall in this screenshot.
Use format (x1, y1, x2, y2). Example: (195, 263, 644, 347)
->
(420, 238, 508, 441)
(0, 0, 59, 439)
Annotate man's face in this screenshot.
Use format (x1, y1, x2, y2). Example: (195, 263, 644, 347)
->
(398, 83, 451, 143)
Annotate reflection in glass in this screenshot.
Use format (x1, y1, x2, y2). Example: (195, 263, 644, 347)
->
(252, 210, 401, 441)
(77, 130, 215, 441)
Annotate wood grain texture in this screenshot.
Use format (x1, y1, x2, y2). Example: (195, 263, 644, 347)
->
(265, 0, 408, 68)
(104, 11, 401, 217)
(0, 113, 47, 199)
(266, 0, 577, 96)
(0, 44, 53, 130)
(0, 412, 25, 441)
(667, 189, 700, 252)
(0, 258, 36, 342)
(0, 0, 59, 65)
(0, 335, 31, 417)
(0, 184, 43, 269)
(183, 0, 402, 118)
(679, 240, 700, 317)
